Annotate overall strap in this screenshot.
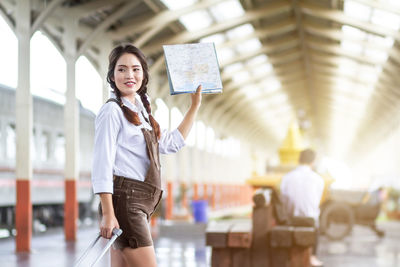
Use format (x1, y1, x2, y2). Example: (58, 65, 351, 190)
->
(141, 111, 150, 124)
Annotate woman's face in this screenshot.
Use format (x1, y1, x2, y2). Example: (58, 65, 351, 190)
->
(113, 53, 143, 97)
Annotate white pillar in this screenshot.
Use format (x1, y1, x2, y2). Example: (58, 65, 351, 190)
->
(63, 17, 79, 241)
(15, 0, 32, 182)
(15, 0, 32, 253)
(65, 55, 79, 180)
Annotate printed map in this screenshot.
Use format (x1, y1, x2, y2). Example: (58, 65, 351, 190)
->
(163, 43, 223, 95)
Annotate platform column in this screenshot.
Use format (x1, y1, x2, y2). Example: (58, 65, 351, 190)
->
(166, 182, 173, 220)
(181, 182, 188, 212)
(211, 184, 216, 210)
(63, 17, 79, 241)
(193, 183, 199, 201)
(15, 0, 32, 253)
(179, 147, 189, 213)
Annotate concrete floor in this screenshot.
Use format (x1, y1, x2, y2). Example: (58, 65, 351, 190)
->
(0, 220, 399, 267)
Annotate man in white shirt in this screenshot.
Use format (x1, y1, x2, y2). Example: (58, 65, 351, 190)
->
(280, 149, 324, 267)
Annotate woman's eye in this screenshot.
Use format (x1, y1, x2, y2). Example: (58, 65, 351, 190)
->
(133, 68, 141, 71)
(118, 68, 125, 72)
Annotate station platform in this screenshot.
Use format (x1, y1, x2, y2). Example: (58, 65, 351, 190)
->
(1, 220, 399, 267)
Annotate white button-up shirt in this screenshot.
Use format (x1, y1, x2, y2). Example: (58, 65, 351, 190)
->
(91, 94, 185, 194)
(280, 165, 324, 223)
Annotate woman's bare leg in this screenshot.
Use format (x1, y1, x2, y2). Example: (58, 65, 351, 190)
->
(111, 247, 128, 267)
(122, 246, 157, 267)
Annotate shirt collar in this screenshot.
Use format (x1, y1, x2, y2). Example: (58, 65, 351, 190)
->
(110, 92, 143, 113)
(296, 165, 312, 171)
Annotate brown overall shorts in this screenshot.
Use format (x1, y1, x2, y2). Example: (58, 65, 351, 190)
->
(100, 99, 163, 249)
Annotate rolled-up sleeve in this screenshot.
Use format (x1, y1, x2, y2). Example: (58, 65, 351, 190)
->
(159, 128, 185, 154)
(91, 103, 121, 194)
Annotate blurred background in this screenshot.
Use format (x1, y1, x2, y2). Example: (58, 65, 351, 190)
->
(1, 0, 400, 266)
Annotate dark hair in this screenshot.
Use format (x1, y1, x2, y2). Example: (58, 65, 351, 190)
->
(106, 44, 160, 139)
(299, 149, 316, 164)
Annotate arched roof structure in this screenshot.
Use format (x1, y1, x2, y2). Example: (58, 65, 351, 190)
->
(1, 0, 400, 161)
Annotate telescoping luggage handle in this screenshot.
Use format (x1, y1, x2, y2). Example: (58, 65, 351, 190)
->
(74, 228, 123, 267)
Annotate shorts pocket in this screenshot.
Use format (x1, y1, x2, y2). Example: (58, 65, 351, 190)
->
(126, 208, 153, 247)
(129, 188, 152, 200)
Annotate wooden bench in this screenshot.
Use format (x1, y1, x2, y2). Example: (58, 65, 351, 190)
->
(206, 220, 252, 267)
(206, 190, 316, 267)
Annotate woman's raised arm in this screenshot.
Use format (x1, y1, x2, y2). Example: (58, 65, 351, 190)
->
(177, 85, 202, 139)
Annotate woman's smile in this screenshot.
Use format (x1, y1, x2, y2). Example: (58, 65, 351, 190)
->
(124, 81, 136, 88)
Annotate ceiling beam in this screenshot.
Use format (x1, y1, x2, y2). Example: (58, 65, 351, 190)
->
(207, 80, 306, 131)
(110, 0, 225, 39)
(307, 39, 386, 65)
(352, 0, 400, 15)
(217, 19, 297, 51)
(203, 74, 306, 124)
(0, 1, 15, 30)
(77, 1, 141, 57)
(220, 36, 300, 67)
(65, 0, 126, 18)
(292, 0, 320, 142)
(300, 2, 400, 42)
(31, 0, 63, 35)
(303, 21, 393, 52)
(141, 1, 292, 55)
(309, 54, 400, 99)
(223, 62, 303, 90)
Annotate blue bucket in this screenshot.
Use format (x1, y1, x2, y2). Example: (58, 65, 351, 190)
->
(191, 200, 208, 223)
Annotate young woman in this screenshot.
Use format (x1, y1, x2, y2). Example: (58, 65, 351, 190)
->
(91, 44, 202, 267)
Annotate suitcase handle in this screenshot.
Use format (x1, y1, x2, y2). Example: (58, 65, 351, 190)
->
(74, 228, 123, 267)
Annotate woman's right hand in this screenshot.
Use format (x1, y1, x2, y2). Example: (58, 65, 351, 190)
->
(100, 213, 120, 239)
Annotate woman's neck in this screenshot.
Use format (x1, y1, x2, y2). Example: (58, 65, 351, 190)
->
(124, 94, 136, 105)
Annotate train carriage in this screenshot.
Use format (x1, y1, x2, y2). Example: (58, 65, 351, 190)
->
(0, 84, 95, 232)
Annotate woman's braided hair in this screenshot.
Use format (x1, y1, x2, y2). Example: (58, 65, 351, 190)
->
(106, 44, 161, 140)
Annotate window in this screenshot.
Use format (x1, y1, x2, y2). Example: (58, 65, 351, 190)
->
(6, 124, 15, 159)
(39, 131, 50, 162)
(55, 133, 65, 164)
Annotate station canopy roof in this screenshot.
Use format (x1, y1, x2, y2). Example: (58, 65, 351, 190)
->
(2, 0, 400, 160)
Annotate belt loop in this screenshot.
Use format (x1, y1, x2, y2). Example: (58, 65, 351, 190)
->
(114, 175, 124, 188)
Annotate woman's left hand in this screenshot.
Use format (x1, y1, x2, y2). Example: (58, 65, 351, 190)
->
(191, 85, 202, 109)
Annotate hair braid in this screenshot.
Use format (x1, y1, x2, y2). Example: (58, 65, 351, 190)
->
(114, 88, 141, 126)
(139, 91, 161, 140)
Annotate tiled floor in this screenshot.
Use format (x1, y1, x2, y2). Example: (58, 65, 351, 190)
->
(318, 221, 400, 267)
(1, 220, 399, 267)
